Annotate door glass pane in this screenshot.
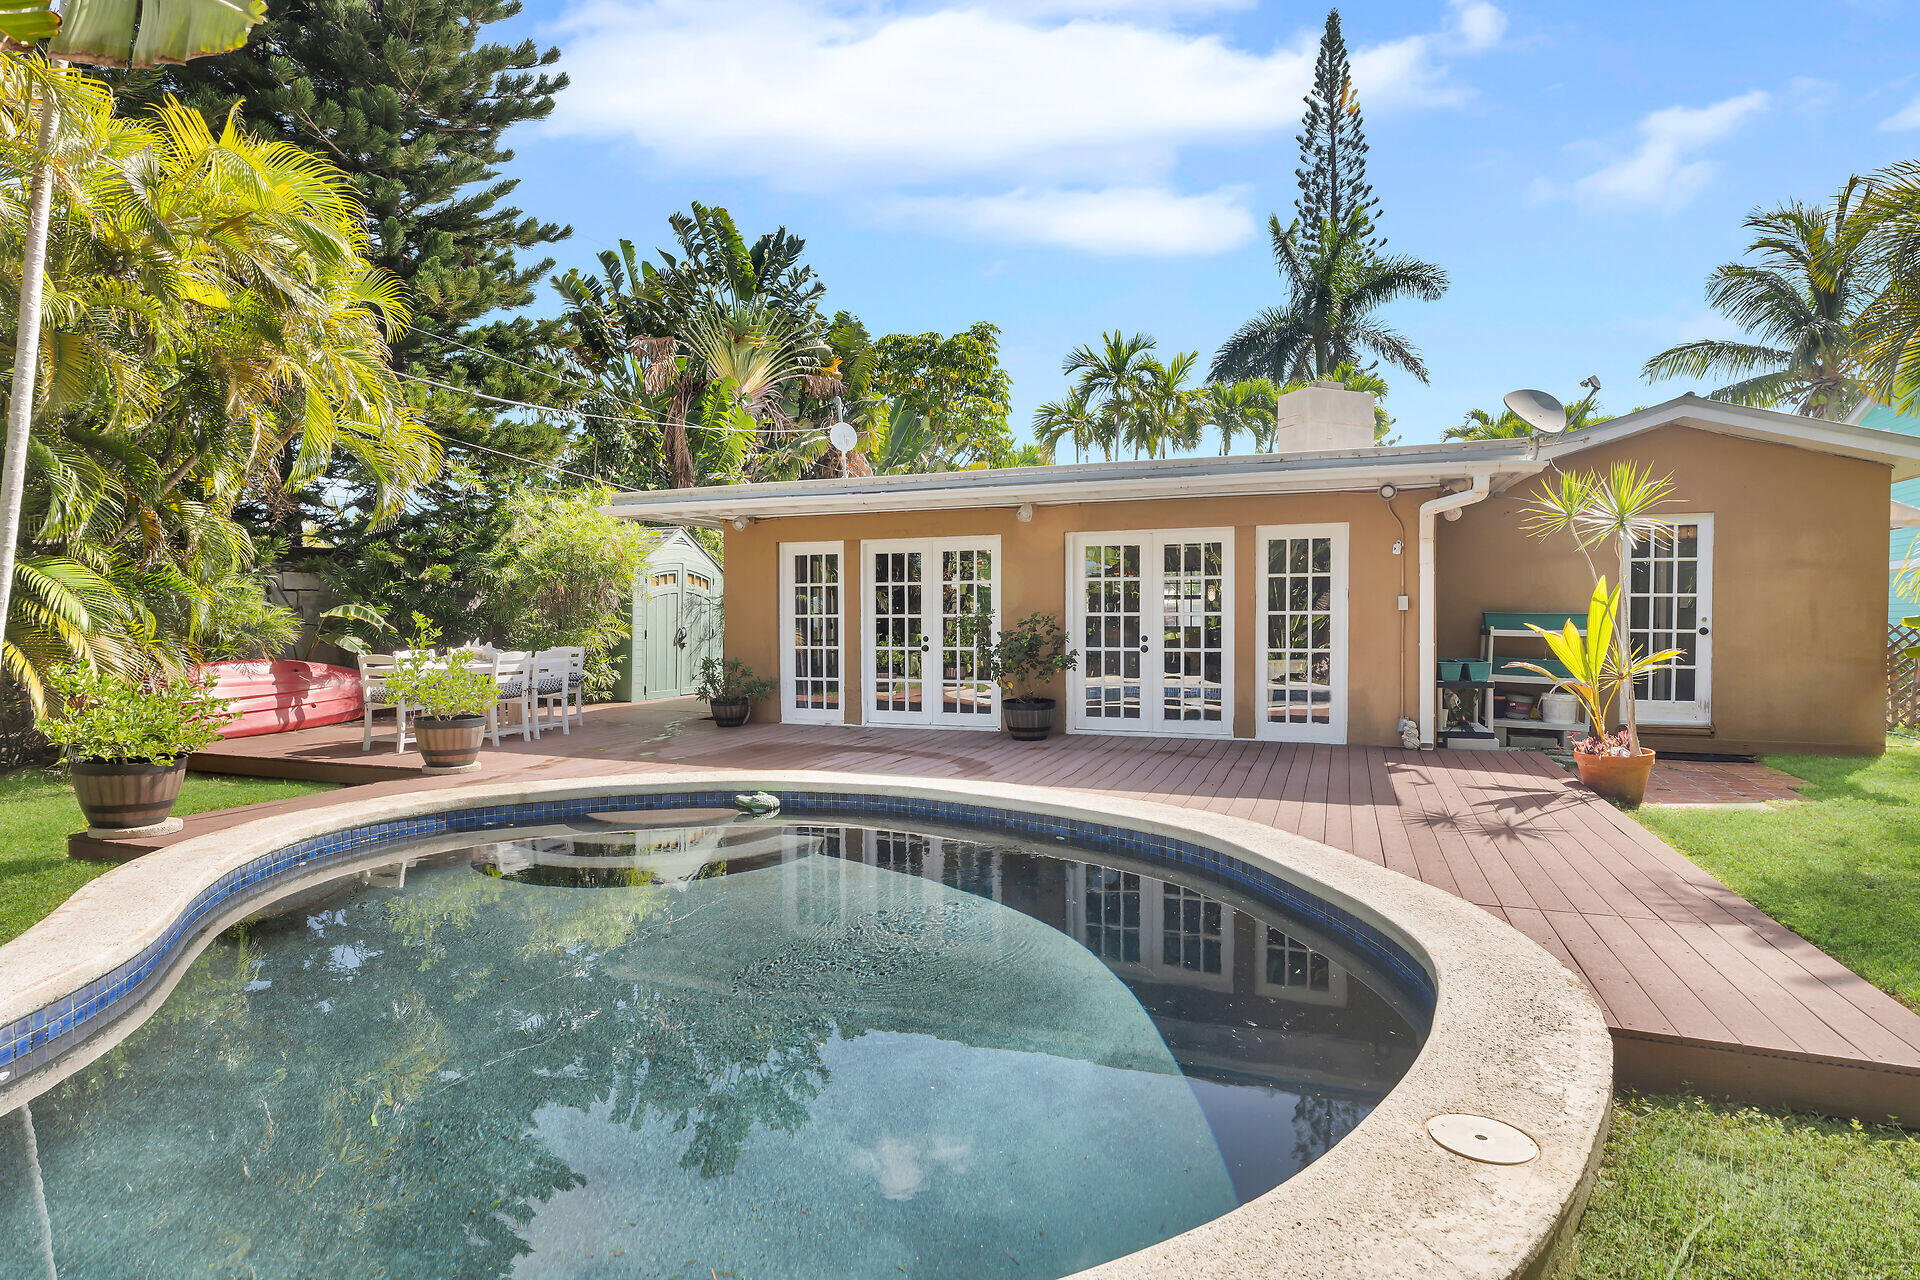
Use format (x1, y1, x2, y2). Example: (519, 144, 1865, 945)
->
(791, 551, 842, 712)
(1160, 540, 1225, 722)
(871, 548, 923, 713)
(1083, 542, 1143, 719)
(1265, 536, 1336, 726)
(1627, 521, 1701, 706)
(940, 544, 995, 717)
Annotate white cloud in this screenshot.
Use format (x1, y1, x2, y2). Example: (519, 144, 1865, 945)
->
(1882, 89, 1920, 131)
(1449, 0, 1507, 52)
(886, 185, 1258, 256)
(1537, 90, 1770, 213)
(544, 1, 1506, 252)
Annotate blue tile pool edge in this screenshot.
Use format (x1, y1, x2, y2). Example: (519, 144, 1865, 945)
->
(0, 789, 1438, 1085)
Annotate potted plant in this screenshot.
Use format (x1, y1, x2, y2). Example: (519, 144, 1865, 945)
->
(695, 657, 773, 728)
(39, 663, 236, 833)
(1517, 458, 1694, 807)
(382, 617, 497, 773)
(974, 611, 1080, 741)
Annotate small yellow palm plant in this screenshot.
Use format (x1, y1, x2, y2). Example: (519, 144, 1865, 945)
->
(1513, 577, 1684, 755)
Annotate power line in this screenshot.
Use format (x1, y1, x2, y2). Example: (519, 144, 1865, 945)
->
(436, 432, 607, 486)
(410, 327, 603, 397)
(395, 368, 835, 437)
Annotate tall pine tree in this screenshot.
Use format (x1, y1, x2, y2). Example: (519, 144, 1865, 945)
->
(1294, 9, 1379, 254)
(141, 0, 580, 628)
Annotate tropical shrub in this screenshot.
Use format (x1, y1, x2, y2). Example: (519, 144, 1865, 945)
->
(482, 488, 657, 698)
(0, 55, 434, 709)
(38, 662, 235, 764)
(976, 612, 1079, 704)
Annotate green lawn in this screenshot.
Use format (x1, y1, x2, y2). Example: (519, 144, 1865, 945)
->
(1568, 1094, 1920, 1280)
(0, 768, 336, 945)
(1636, 735, 1920, 1011)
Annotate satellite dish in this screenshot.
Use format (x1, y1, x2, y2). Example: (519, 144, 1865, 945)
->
(1502, 388, 1569, 435)
(827, 420, 858, 453)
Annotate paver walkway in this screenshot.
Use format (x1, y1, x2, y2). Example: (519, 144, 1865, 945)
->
(157, 698, 1920, 1122)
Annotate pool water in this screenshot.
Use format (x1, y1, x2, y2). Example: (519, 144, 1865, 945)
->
(1, 816, 1424, 1280)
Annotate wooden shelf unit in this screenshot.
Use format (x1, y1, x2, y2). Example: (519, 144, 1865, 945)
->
(1481, 613, 1588, 747)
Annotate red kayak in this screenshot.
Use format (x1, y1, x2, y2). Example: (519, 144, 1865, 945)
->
(199, 659, 364, 739)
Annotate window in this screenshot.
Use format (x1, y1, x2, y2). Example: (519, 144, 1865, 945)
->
(650, 570, 679, 589)
(687, 572, 712, 591)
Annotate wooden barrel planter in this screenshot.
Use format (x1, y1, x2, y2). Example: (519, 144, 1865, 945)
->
(1003, 698, 1056, 742)
(416, 715, 486, 773)
(710, 698, 752, 728)
(71, 759, 189, 832)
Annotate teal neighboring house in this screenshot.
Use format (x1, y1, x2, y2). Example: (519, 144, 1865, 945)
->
(1852, 399, 1920, 624)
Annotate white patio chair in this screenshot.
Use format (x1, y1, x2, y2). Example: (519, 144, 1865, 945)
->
(490, 652, 539, 745)
(358, 653, 403, 753)
(536, 646, 585, 735)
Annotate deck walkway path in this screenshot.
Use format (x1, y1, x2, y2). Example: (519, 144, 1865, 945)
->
(160, 698, 1920, 1121)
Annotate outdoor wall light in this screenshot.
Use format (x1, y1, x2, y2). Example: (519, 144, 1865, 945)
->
(1016, 503, 1035, 523)
(731, 516, 751, 531)
(1377, 483, 1398, 501)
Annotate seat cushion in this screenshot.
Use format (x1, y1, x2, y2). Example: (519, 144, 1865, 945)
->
(535, 676, 565, 695)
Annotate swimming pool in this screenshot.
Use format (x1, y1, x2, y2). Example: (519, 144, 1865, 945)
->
(0, 774, 1613, 1280)
(3, 813, 1425, 1279)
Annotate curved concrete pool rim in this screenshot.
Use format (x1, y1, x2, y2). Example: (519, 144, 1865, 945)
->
(0, 773, 1614, 1280)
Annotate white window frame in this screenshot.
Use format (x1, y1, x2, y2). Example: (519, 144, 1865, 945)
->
(778, 540, 845, 725)
(858, 535, 1003, 729)
(1254, 522, 1349, 744)
(1620, 512, 1714, 727)
(1065, 527, 1236, 739)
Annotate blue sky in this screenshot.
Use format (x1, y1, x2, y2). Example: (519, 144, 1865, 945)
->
(490, 0, 1920, 448)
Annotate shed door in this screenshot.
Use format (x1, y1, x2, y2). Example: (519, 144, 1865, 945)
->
(643, 569, 688, 697)
(1625, 514, 1713, 726)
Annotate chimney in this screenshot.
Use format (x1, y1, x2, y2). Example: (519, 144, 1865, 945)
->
(1272, 381, 1377, 453)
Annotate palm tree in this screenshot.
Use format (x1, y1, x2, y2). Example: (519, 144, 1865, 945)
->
(1032, 383, 1101, 465)
(1858, 161, 1920, 413)
(1061, 330, 1156, 462)
(1210, 210, 1448, 387)
(0, 3, 269, 699)
(0, 65, 428, 705)
(1126, 352, 1208, 460)
(1206, 379, 1279, 455)
(1643, 182, 1874, 419)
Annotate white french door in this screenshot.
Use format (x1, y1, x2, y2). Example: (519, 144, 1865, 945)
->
(779, 541, 844, 724)
(1256, 524, 1348, 743)
(1068, 529, 1233, 737)
(1624, 514, 1713, 726)
(861, 538, 1000, 728)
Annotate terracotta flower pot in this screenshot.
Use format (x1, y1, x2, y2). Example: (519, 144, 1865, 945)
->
(415, 714, 485, 773)
(71, 758, 189, 832)
(1574, 747, 1656, 807)
(1003, 697, 1056, 742)
(710, 698, 751, 728)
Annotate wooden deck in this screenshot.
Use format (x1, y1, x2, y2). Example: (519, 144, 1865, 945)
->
(135, 699, 1920, 1122)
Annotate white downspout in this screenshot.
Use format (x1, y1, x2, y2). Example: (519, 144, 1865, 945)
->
(1418, 472, 1493, 747)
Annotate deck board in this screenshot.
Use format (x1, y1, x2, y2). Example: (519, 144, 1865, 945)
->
(160, 697, 1920, 1120)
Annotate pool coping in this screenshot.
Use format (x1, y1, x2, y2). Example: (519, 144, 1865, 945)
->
(0, 772, 1614, 1280)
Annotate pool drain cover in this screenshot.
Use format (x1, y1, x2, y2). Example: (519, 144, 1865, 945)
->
(1426, 1113, 1538, 1165)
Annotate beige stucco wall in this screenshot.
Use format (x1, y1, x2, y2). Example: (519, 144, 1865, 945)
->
(724, 491, 1431, 746)
(720, 425, 1892, 754)
(1436, 425, 1890, 755)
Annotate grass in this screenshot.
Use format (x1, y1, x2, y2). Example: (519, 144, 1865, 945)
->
(1636, 735, 1920, 1011)
(0, 767, 336, 945)
(1567, 1094, 1920, 1279)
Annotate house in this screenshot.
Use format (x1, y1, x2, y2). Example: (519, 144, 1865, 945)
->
(1843, 398, 1920, 624)
(609, 390, 1920, 755)
(614, 527, 723, 701)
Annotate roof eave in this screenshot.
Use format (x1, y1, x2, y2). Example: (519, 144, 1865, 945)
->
(605, 457, 1538, 527)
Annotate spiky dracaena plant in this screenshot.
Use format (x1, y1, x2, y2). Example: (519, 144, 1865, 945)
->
(1523, 462, 1680, 754)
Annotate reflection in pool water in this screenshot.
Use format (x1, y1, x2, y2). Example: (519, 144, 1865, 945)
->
(1, 817, 1424, 1280)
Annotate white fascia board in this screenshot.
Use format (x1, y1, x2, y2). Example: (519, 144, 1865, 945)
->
(1545, 394, 1920, 480)
(605, 454, 1537, 526)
